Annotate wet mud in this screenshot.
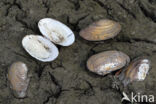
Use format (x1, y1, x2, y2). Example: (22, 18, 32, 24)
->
(0, 0, 156, 104)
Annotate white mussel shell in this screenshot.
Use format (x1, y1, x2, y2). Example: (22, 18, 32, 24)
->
(38, 18, 75, 46)
(22, 35, 59, 62)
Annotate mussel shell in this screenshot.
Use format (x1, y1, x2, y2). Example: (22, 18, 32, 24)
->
(80, 19, 121, 41)
(8, 62, 29, 98)
(87, 51, 130, 75)
(119, 57, 150, 86)
(22, 35, 59, 62)
(38, 18, 75, 46)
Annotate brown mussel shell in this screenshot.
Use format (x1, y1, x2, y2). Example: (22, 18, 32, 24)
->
(119, 57, 150, 86)
(87, 51, 130, 76)
(80, 19, 121, 41)
(8, 61, 30, 98)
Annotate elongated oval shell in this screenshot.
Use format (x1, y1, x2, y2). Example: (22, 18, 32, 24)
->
(22, 35, 59, 62)
(87, 51, 130, 76)
(8, 62, 29, 98)
(38, 18, 75, 46)
(119, 58, 150, 86)
(80, 19, 121, 41)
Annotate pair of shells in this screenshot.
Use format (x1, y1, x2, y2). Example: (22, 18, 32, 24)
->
(87, 51, 150, 86)
(8, 62, 29, 98)
(22, 18, 75, 62)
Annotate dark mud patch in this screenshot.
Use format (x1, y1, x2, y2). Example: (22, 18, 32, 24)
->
(0, 0, 156, 104)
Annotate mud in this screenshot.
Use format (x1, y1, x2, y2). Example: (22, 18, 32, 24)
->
(0, 0, 156, 104)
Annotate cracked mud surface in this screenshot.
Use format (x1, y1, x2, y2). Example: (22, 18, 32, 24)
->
(0, 0, 156, 104)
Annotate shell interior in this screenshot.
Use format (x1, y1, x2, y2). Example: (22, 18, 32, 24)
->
(38, 18, 75, 46)
(22, 35, 59, 62)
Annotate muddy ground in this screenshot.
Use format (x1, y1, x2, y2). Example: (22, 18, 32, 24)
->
(0, 0, 156, 104)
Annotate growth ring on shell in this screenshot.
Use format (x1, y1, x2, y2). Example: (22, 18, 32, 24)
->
(8, 61, 29, 98)
(87, 50, 130, 76)
(80, 19, 121, 41)
(119, 57, 150, 86)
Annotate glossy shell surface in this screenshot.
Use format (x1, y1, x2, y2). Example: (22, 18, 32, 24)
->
(119, 58, 150, 86)
(87, 51, 130, 75)
(22, 35, 59, 62)
(80, 19, 121, 41)
(8, 62, 29, 98)
(38, 18, 75, 46)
